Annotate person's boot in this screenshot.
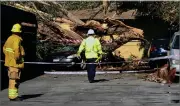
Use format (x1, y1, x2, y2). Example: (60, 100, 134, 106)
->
(89, 79, 95, 83)
(10, 97, 23, 101)
(89, 80, 94, 83)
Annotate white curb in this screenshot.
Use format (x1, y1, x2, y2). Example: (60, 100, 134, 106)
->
(44, 70, 153, 75)
(44, 71, 120, 75)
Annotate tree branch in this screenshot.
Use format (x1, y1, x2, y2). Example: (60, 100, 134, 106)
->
(50, 1, 85, 26)
(13, 3, 53, 21)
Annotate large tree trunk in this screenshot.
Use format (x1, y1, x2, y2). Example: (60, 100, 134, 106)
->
(38, 22, 81, 45)
(45, 22, 83, 40)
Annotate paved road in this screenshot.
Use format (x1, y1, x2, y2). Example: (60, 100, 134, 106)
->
(0, 73, 180, 106)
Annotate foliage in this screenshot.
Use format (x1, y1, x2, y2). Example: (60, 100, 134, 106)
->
(60, 1, 179, 24)
(36, 41, 79, 61)
(155, 1, 179, 24)
(53, 45, 78, 53)
(137, 1, 179, 24)
(36, 42, 54, 61)
(2, 1, 179, 24)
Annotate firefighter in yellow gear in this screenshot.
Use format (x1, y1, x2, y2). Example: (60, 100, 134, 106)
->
(77, 29, 103, 83)
(3, 23, 25, 101)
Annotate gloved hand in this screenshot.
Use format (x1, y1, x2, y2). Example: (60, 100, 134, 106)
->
(96, 52, 107, 62)
(95, 58, 100, 62)
(102, 52, 107, 55)
(16, 57, 24, 64)
(95, 55, 102, 62)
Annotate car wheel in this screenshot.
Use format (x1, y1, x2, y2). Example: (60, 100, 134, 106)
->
(80, 59, 86, 70)
(149, 60, 159, 69)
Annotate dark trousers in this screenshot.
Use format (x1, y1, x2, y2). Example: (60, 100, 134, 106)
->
(86, 58, 97, 81)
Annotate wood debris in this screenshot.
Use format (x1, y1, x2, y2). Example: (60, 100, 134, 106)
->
(145, 64, 176, 84)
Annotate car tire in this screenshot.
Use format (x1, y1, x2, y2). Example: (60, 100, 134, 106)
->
(174, 76, 180, 83)
(80, 59, 86, 70)
(149, 60, 157, 69)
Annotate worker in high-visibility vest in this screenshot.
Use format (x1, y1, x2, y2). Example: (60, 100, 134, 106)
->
(77, 29, 103, 83)
(3, 23, 25, 101)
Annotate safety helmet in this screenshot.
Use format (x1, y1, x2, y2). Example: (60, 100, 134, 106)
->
(101, 23, 108, 29)
(87, 29, 95, 35)
(11, 23, 22, 33)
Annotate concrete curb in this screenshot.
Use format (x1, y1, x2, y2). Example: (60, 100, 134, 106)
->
(44, 71, 119, 75)
(44, 70, 154, 75)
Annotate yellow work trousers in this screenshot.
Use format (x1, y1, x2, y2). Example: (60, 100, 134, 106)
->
(8, 67, 21, 99)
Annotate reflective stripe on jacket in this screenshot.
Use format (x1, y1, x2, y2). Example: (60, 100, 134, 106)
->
(3, 34, 25, 68)
(4, 48, 15, 53)
(78, 36, 102, 59)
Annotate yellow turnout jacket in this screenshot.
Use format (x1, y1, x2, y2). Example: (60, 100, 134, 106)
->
(3, 34, 25, 68)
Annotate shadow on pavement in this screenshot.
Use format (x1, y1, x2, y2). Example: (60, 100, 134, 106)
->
(93, 79, 109, 83)
(21, 94, 44, 100)
(171, 100, 180, 103)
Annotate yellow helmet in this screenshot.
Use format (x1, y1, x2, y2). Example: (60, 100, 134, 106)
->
(11, 23, 22, 33)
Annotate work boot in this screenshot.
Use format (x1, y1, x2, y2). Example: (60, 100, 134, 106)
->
(89, 80, 95, 83)
(10, 97, 23, 101)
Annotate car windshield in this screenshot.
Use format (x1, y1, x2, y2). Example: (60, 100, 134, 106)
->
(152, 39, 169, 48)
(172, 35, 180, 49)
